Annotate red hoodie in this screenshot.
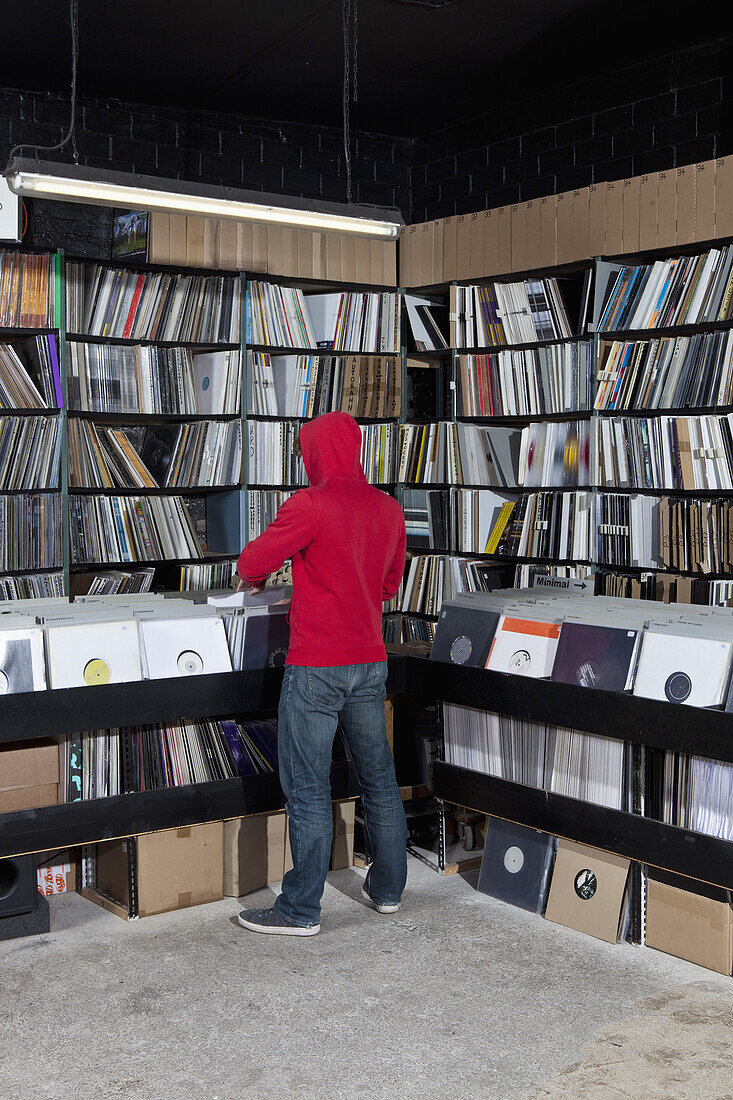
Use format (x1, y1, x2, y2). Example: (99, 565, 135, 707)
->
(237, 411, 406, 667)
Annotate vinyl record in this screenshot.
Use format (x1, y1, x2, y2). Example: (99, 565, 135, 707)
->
(431, 603, 499, 668)
(486, 616, 561, 678)
(633, 630, 732, 708)
(0, 633, 43, 694)
(552, 623, 640, 693)
(177, 650, 204, 675)
(477, 818, 555, 914)
(83, 658, 111, 686)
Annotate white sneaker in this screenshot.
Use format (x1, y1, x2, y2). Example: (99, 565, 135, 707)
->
(361, 886, 400, 914)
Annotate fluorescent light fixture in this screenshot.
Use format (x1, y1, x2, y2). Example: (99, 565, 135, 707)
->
(4, 158, 403, 240)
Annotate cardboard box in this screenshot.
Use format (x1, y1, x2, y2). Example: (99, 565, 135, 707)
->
(482, 208, 499, 277)
(588, 184, 605, 257)
(456, 214, 471, 281)
(675, 163, 696, 245)
(496, 206, 511, 274)
(538, 194, 557, 269)
(571, 187, 590, 262)
(0, 740, 59, 814)
(168, 213, 187, 265)
(217, 218, 238, 270)
(621, 177, 641, 254)
(37, 850, 78, 896)
(715, 156, 733, 240)
(91, 823, 224, 918)
(544, 838, 630, 944)
(555, 190, 573, 266)
(147, 212, 170, 265)
(638, 173, 659, 252)
(524, 199, 541, 271)
(224, 801, 356, 897)
(656, 168, 677, 248)
(646, 873, 733, 975)
(510, 203, 527, 273)
(604, 180, 624, 256)
(223, 810, 293, 897)
(695, 159, 716, 243)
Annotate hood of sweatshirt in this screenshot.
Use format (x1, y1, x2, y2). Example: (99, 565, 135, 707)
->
(299, 411, 365, 486)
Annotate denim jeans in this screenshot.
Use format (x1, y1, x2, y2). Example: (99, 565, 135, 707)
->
(273, 662, 408, 928)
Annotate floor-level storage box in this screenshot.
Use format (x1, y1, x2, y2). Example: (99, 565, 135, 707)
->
(85, 823, 224, 919)
(0, 740, 59, 814)
(646, 873, 733, 975)
(224, 800, 356, 897)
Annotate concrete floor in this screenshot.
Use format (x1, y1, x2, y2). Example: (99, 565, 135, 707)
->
(1, 858, 731, 1100)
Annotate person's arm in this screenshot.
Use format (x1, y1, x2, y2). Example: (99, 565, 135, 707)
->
(382, 521, 406, 601)
(238, 493, 317, 589)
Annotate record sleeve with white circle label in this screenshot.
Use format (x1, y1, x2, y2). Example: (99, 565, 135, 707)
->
(633, 629, 732, 708)
(430, 603, 499, 668)
(140, 617, 232, 679)
(486, 616, 561, 677)
(551, 623, 641, 693)
(477, 818, 555, 914)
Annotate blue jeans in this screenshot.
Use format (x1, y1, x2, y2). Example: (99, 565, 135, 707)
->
(273, 662, 408, 928)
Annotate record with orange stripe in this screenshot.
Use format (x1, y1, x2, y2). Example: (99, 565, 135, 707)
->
(486, 615, 562, 677)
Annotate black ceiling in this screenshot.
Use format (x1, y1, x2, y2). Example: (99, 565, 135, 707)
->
(4, 0, 731, 138)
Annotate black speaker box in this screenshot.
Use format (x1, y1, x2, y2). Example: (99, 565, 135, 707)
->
(0, 855, 37, 919)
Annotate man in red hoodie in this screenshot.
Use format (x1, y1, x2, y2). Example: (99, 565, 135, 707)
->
(237, 411, 407, 936)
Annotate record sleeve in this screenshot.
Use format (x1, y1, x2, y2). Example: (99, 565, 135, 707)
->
(477, 818, 555, 914)
(544, 838, 630, 944)
(430, 601, 499, 667)
(45, 620, 142, 688)
(633, 629, 733, 708)
(0, 628, 47, 694)
(551, 622, 641, 692)
(139, 616, 233, 679)
(485, 615, 561, 677)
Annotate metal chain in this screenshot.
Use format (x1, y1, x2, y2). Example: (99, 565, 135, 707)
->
(352, 0, 358, 103)
(342, 0, 353, 203)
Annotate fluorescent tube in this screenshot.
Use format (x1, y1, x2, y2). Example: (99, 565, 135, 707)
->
(4, 158, 403, 240)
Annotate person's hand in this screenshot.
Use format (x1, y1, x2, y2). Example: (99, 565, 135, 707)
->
(237, 579, 266, 594)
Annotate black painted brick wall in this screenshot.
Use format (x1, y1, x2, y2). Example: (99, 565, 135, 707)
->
(0, 86, 412, 258)
(410, 37, 733, 223)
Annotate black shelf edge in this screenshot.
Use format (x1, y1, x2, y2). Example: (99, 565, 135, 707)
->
(406, 350, 452, 360)
(596, 318, 733, 341)
(0, 487, 60, 494)
(65, 255, 241, 279)
(409, 658, 733, 764)
(0, 327, 59, 338)
(66, 334, 239, 350)
(70, 486, 241, 496)
(247, 344, 400, 356)
(433, 762, 733, 890)
(0, 655, 405, 745)
(594, 563, 733, 579)
(456, 411, 592, 424)
(0, 407, 62, 417)
(248, 414, 401, 424)
(454, 260, 594, 288)
(595, 405, 733, 418)
(69, 555, 231, 571)
(455, 335, 588, 354)
(67, 411, 241, 423)
(0, 763, 359, 859)
(246, 274, 398, 293)
(595, 486, 733, 498)
(0, 566, 62, 576)
(451, 551, 592, 566)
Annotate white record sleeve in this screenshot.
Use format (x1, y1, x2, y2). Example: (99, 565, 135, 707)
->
(486, 615, 562, 677)
(633, 629, 733, 707)
(45, 620, 142, 688)
(139, 616, 233, 679)
(0, 628, 47, 693)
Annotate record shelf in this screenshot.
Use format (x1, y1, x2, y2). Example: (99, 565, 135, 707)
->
(407, 655, 733, 891)
(0, 654, 405, 860)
